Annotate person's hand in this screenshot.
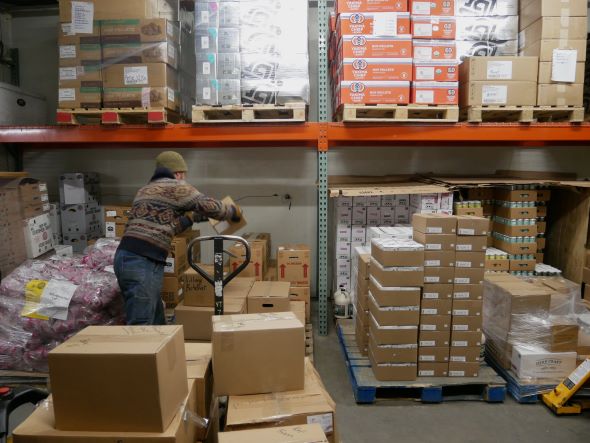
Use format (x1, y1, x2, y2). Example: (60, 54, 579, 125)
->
(231, 204, 243, 222)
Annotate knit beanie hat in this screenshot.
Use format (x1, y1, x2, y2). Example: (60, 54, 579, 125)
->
(156, 151, 188, 172)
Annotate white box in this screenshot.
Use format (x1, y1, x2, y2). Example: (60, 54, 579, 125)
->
(511, 346, 577, 380)
(336, 196, 353, 207)
(410, 194, 440, 210)
(366, 196, 382, 207)
(379, 207, 395, 226)
(395, 206, 410, 224)
(395, 194, 410, 207)
(337, 226, 352, 243)
(440, 192, 454, 210)
(353, 196, 368, 207)
(351, 227, 366, 243)
(23, 213, 54, 259)
(381, 195, 395, 207)
(336, 242, 351, 259)
(366, 207, 381, 226)
(337, 259, 351, 277)
(335, 275, 350, 291)
(352, 207, 367, 226)
(336, 207, 352, 226)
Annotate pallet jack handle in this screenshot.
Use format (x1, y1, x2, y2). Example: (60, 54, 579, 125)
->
(0, 386, 48, 443)
(187, 235, 251, 316)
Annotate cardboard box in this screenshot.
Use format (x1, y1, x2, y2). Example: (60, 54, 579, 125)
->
(164, 237, 188, 276)
(511, 346, 577, 379)
(424, 250, 456, 267)
(277, 244, 311, 286)
(412, 213, 457, 234)
(184, 343, 213, 419)
(485, 258, 510, 271)
(418, 362, 449, 377)
(371, 238, 424, 267)
(411, 16, 456, 40)
(413, 231, 456, 251)
(48, 326, 187, 432)
(219, 425, 329, 443)
(520, 16, 587, 42)
(369, 276, 421, 306)
(452, 315, 483, 333)
(58, 80, 102, 109)
(413, 39, 456, 61)
(539, 62, 585, 84)
(411, 81, 459, 105)
(212, 312, 304, 396)
(59, 0, 178, 22)
(208, 196, 246, 235)
(225, 359, 337, 442)
(422, 283, 453, 299)
(368, 293, 420, 325)
(289, 286, 311, 323)
(413, 60, 459, 82)
(419, 315, 451, 331)
(410, 0, 453, 15)
(537, 84, 584, 107)
(509, 259, 537, 272)
(455, 251, 485, 269)
(449, 347, 481, 363)
(369, 337, 418, 363)
(290, 301, 306, 326)
(448, 362, 479, 377)
(520, 39, 587, 63)
(421, 298, 452, 316)
(369, 349, 417, 381)
(102, 40, 179, 68)
(369, 313, 419, 344)
(336, 12, 411, 37)
(335, 80, 411, 106)
(493, 222, 538, 237)
(453, 284, 483, 300)
(454, 206, 484, 217)
(456, 216, 489, 237)
(338, 58, 413, 82)
(161, 275, 184, 306)
(460, 81, 537, 106)
(519, 0, 588, 31)
(229, 241, 265, 281)
(247, 281, 291, 314)
(459, 56, 539, 82)
(101, 62, 178, 87)
(455, 236, 487, 252)
(494, 205, 537, 219)
(493, 238, 537, 255)
(23, 214, 53, 259)
(100, 18, 179, 44)
(335, 0, 409, 13)
(452, 300, 483, 317)
(424, 266, 455, 284)
(370, 259, 424, 287)
(454, 267, 485, 285)
(418, 346, 449, 363)
(419, 330, 450, 347)
(451, 330, 482, 347)
(337, 36, 413, 59)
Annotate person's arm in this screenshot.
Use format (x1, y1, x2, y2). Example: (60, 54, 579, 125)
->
(177, 185, 240, 222)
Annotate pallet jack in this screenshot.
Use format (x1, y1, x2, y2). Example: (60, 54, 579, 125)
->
(0, 386, 48, 443)
(187, 235, 251, 315)
(542, 358, 590, 415)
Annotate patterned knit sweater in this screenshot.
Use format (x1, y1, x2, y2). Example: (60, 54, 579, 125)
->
(118, 168, 234, 263)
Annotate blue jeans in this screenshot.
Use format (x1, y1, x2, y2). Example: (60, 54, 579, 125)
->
(114, 249, 166, 325)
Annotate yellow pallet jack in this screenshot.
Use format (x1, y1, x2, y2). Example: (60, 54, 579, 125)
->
(542, 358, 590, 415)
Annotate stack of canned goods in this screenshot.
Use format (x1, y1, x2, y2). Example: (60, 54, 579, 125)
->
(493, 216, 536, 226)
(495, 200, 536, 208)
(507, 254, 535, 261)
(534, 263, 562, 277)
(454, 200, 483, 210)
(485, 247, 509, 260)
(492, 232, 536, 243)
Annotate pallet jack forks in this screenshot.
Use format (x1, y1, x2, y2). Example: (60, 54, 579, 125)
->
(542, 358, 590, 415)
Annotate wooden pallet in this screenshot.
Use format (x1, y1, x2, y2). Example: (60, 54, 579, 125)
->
(56, 108, 181, 125)
(337, 320, 506, 404)
(336, 104, 460, 123)
(463, 106, 585, 123)
(192, 103, 307, 123)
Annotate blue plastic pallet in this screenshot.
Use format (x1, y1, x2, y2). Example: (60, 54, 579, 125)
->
(337, 321, 507, 404)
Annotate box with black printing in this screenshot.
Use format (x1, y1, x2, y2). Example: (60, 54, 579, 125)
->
(448, 361, 479, 377)
(424, 250, 456, 267)
(419, 314, 451, 331)
(424, 266, 454, 284)
(412, 213, 457, 234)
(413, 231, 456, 251)
(421, 299, 452, 316)
(419, 330, 450, 347)
(452, 300, 483, 317)
(451, 315, 482, 332)
(454, 267, 485, 285)
(418, 362, 448, 377)
(418, 346, 450, 363)
(422, 283, 453, 300)
(455, 236, 487, 252)
(455, 251, 485, 268)
(451, 330, 482, 347)
(449, 347, 481, 363)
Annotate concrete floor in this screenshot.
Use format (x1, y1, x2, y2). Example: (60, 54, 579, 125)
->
(313, 323, 590, 443)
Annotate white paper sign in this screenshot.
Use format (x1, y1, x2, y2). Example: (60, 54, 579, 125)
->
(412, 1, 431, 14)
(373, 13, 398, 36)
(551, 49, 577, 83)
(59, 88, 76, 102)
(59, 45, 77, 59)
(141, 87, 151, 107)
(482, 85, 508, 105)
(71, 1, 94, 34)
(416, 90, 434, 104)
(59, 67, 78, 80)
(416, 66, 435, 80)
(37, 279, 77, 320)
(124, 66, 149, 85)
(454, 292, 469, 299)
(487, 61, 513, 80)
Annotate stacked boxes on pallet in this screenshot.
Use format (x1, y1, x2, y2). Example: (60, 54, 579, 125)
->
(352, 245, 371, 355)
(368, 236, 424, 381)
(518, 0, 587, 106)
(409, 0, 459, 106)
(59, 173, 102, 253)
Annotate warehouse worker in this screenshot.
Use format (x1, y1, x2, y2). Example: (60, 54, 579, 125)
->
(114, 151, 242, 325)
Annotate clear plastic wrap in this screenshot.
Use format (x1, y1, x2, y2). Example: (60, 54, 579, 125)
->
(0, 240, 125, 372)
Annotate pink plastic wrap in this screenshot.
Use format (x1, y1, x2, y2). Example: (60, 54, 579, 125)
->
(0, 239, 125, 372)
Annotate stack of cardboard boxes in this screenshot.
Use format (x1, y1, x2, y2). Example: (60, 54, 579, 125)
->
(352, 245, 371, 355)
(277, 244, 312, 324)
(0, 181, 26, 277)
(519, 0, 587, 107)
(228, 232, 271, 282)
(368, 237, 424, 381)
(59, 173, 101, 253)
(20, 181, 54, 260)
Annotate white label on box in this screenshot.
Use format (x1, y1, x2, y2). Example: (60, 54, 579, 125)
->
(425, 260, 440, 267)
(61, 23, 74, 36)
(453, 324, 469, 331)
(452, 341, 468, 347)
(456, 244, 472, 251)
(42, 203, 50, 212)
(426, 227, 443, 234)
(420, 355, 435, 362)
(416, 66, 435, 80)
(426, 244, 442, 250)
(37, 279, 77, 321)
(416, 89, 434, 104)
(307, 413, 333, 434)
(456, 261, 471, 268)
(373, 12, 398, 36)
(71, 1, 94, 34)
(124, 66, 148, 85)
(201, 36, 210, 49)
(454, 292, 469, 299)
(165, 257, 175, 273)
(40, 194, 49, 202)
(203, 87, 211, 100)
(59, 88, 76, 102)
(450, 356, 467, 362)
(201, 10, 210, 23)
(486, 61, 513, 80)
(420, 340, 435, 346)
(59, 67, 78, 80)
(421, 324, 436, 331)
(414, 23, 433, 37)
(105, 221, 116, 237)
(423, 292, 439, 299)
(458, 228, 475, 236)
(412, 1, 431, 14)
(453, 309, 469, 316)
(482, 85, 508, 105)
(425, 276, 440, 283)
(39, 183, 47, 192)
(422, 308, 438, 315)
(59, 45, 77, 59)
(414, 46, 433, 60)
(203, 62, 211, 75)
(449, 371, 465, 376)
(168, 88, 175, 103)
(419, 370, 435, 376)
(141, 87, 151, 107)
(106, 211, 117, 218)
(552, 49, 577, 83)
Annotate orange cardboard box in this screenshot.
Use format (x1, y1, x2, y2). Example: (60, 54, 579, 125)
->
(336, 12, 411, 38)
(410, 0, 454, 16)
(338, 35, 413, 59)
(412, 16, 456, 40)
(413, 61, 459, 82)
(336, 81, 410, 105)
(412, 82, 459, 105)
(277, 244, 311, 286)
(338, 58, 413, 82)
(413, 40, 456, 61)
(336, 0, 408, 13)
